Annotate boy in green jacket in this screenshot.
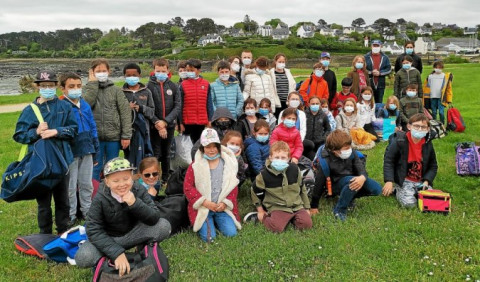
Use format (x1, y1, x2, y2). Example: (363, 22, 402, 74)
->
(248, 141, 312, 233)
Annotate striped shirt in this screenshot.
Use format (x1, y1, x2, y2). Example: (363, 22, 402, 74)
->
(275, 71, 289, 102)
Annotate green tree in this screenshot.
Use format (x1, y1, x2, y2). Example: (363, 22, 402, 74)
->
(317, 19, 327, 26)
(330, 23, 343, 30)
(352, 18, 366, 27)
(265, 18, 284, 27)
(242, 15, 258, 34)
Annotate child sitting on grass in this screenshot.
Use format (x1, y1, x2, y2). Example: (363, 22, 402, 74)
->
(248, 141, 312, 233)
(399, 84, 423, 131)
(311, 130, 382, 220)
(75, 157, 171, 273)
(245, 120, 271, 180)
(221, 130, 248, 186)
(184, 128, 241, 242)
(382, 113, 438, 208)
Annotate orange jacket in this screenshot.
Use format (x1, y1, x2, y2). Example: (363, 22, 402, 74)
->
(299, 75, 329, 106)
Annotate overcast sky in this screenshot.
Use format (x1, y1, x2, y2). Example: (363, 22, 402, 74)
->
(0, 0, 478, 34)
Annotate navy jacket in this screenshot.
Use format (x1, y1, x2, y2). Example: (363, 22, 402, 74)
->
(364, 52, 392, 90)
(62, 96, 99, 160)
(244, 137, 270, 177)
(14, 97, 78, 165)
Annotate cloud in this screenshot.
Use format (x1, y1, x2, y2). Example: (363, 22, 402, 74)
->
(0, 0, 477, 34)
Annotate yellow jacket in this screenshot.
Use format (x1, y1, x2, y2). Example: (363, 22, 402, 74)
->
(423, 72, 453, 107)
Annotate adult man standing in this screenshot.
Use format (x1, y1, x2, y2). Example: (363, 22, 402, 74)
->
(364, 40, 391, 103)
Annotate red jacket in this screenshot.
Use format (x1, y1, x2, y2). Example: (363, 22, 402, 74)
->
(299, 75, 329, 106)
(270, 123, 304, 160)
(181, 78, 210, 125)
(330, 92, 358, 117)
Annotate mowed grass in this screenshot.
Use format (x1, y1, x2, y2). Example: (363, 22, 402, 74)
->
(0, 64, 479, 281)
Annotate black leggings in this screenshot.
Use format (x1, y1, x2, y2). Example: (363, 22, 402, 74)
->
(184, 124, 205, 144)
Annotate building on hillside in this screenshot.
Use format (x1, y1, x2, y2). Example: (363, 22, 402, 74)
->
(436, 37, 480, 53)
(318, 26, 335, 36)
(297, 25, 315, 38)
(415, 37, 435, 54)
(272, 24, 289, 40)
(343, 27, 355, 35)
(415, 27, 433, 36)
(338, 35, 355, 43)
(364, 25, 379, 33)
(432, 23, 445, 30)
(381, 41, 404, 55)
(197, 34, 223, 47)
(464, 27, 477, 35)
(257, 25, 273, 37)
(230, 28, 245, 37)
(383, 33, 396, 41)
(397, 33, 411, 42)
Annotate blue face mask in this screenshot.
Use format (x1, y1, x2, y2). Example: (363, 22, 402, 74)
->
(125, 76, 139, 86)
(155, 72, 168, 82)
(271, 159, 289, 172)
(406, 91, 417, 98)
(256, 68, 265, 75)
(39, 88, 56, 99)
(259, 108, 269, 116)
(67, 89, 82, 100)
(310, 105, 320, 112)
(388, 104, 397, 110)
(411, 129, 427, 140)
(405, 48, 414, 55)
(283, 119, 296, 128)
(402, 63, 411, 70)
(321, 60, 330, 67)
(203, 153, 220, 161)
(187, 72, 197, 79)
(314, 69, 324, 78)
(355, 62, 364, 69)
(256, 135, 269, 143)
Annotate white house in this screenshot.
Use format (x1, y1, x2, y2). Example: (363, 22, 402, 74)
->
(414, 37, 435, 54)
(297, 25, 315, 38)
(318, 26, 336, 36)
(416, 27, 433, 36)
(230, 28, 245, 37)
(197, 34, 223, 47)
(257, 25, 272, 37)
(343, 26, 355, 35)
(272, 24, 289, 40)
(381, 41, 404, 55)
(436, 37, 480, 53)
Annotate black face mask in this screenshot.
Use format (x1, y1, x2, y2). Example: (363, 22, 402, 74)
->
(216, 121, 231, 130)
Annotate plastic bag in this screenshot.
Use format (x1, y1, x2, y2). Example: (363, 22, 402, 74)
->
(170, 134, 193, 170)
(382, 117, 396, 141)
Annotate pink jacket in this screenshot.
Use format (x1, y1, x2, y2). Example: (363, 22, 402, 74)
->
(270, 123, 304, 160)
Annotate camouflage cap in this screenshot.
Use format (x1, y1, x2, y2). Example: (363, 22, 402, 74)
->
(103, 157, 135, 176)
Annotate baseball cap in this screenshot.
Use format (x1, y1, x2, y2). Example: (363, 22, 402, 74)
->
(320, 52, 331, 58)
(34, 70, 58, 83)
(103, 157, 135, 176)
(371, 40, 383, 45)
(200, 128, 220, 146)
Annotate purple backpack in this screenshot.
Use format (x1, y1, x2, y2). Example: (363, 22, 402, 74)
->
(455, 142, 480, 176)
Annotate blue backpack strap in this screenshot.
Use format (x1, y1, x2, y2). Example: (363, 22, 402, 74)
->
(295, 110, 301, 130)
(313, 145, 330, 178)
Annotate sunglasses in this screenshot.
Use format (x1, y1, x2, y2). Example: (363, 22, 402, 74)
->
(143, 172, 159, 178)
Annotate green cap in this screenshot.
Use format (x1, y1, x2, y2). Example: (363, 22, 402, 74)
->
(103, 157, 135, 176)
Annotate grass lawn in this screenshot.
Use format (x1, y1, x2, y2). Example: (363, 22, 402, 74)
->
(0, 64, 479, 281)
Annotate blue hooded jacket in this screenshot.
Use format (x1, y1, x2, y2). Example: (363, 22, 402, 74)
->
(62, 96, 99, 160)
(14, 97, 78, 165)
(210, 76, 243, 119)
(244, 136, 270, 176)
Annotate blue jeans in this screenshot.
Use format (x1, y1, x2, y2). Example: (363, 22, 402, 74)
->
(430, 98, 445, 124)
(93, 141, 121, 181)
(333, 176, 382, 214)
(198, 211, 237, 242)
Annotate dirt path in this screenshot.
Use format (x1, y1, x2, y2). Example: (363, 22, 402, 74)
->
(0, 103, 29, 114)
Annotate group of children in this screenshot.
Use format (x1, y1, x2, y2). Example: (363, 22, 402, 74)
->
(12, 48, 451, 276)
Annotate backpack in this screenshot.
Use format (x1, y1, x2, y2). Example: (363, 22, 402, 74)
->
(93, 242, 168, 282)
(447, 105, 466, 132)
(455, 142, 480, 176)
(14, 234, 58, 259)
(418, 189, 451, 214)
(429, 120, 447, 139)
(43, 225, 88, 264)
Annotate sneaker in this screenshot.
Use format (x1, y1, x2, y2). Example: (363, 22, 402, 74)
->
(347, 200, 356, 212)
(243, 212, 258, 223)
(334, 212, 347, 221)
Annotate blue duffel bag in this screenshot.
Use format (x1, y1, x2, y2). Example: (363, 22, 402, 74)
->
(1, 138, 69, 202)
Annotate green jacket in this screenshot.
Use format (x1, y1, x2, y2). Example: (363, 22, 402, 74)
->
(394, 68, 423, 99)
(251, 160, 310, 213)
(84, 80, 132, 141)
(399, 96, 423, 124)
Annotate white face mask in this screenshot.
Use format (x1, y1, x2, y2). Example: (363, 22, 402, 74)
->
(219, 74, 230, 81)
(95, 72, 109, 82)
(372, 47, 381, 54)
(339, 148, 353, 159)
(179, 72, 188, 79)
(289, 100, 300, 108)
(276, 63, 286, 70)
(231, 63, 240, 72)
(245, 109, 256, 116)
(227, 144, 240, 154)
(434, 68, 443, 74)
(362, 94, 372, 101)
(242, 58, 252, 65)
(344, 106, 354, 113)
(321, 107, 329, 113)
